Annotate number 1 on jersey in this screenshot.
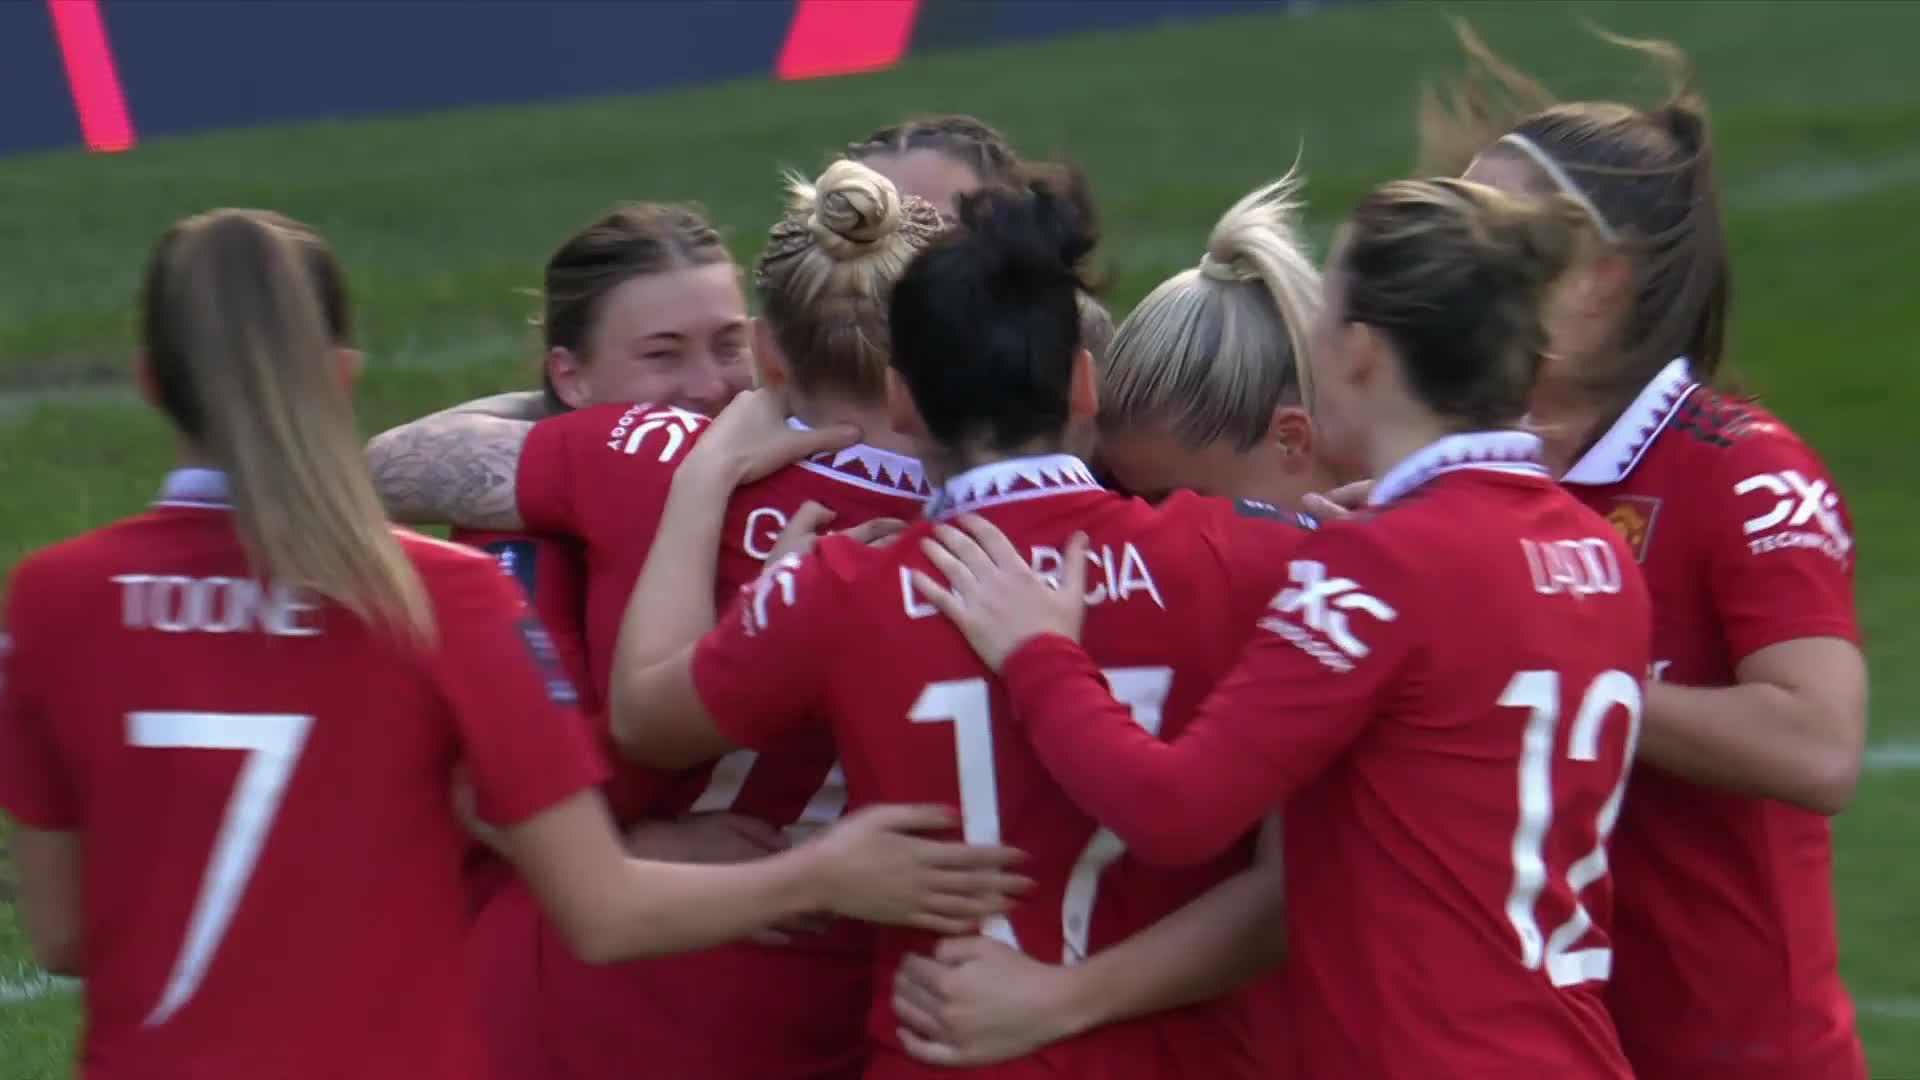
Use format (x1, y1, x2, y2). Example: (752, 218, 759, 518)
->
(128, 710, 313, 1025)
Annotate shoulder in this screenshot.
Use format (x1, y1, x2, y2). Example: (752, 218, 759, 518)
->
(5, 516, 155, 600)
(1664, 389, 1833, 481)
(806, 531, 895, 588)
(1163, 490, 1315, 562)
(521, 401, 710, 474)
(577, 401, 711, 464)
(395, 528, 521, 601)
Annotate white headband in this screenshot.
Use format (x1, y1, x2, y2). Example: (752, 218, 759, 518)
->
(1487, 133, 1619, 243)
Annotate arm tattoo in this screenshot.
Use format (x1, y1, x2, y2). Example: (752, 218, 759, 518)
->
(365, 414, 532, 529)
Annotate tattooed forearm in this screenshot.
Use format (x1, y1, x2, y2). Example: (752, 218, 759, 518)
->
(364, 414, 533, 529)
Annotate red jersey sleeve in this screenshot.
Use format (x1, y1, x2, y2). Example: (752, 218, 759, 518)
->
(516, 413, 578, 535)
(689, 548, 837, 751)
(0, 559, 79, 829)
(516, 402, 706, 537)
(431, 557, 609, 826)
(1003, 523, 1414, 866)
(1709, 425, 1860, 663)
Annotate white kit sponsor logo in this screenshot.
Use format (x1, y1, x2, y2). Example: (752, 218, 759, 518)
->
(607, 405, 707, 461)
(747, 554, 803, 635)
(1262, 559, 1398, 673)
(1734, 469, 1851, 561)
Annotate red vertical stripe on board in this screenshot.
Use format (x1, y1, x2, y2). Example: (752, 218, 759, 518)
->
(776, 0, 921, 81)
(47, 0, 134, 152)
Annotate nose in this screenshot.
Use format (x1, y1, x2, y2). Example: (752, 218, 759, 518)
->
(677, 355, 738, 417)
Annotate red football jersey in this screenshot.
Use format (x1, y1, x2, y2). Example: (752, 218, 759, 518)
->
(994, 433, 1651, 1078)
(0, 469, 603, 1080)
(490, 402, 928, 1080)
(449, 527, 592, 916)
(1560, 359, 1866, 1080)
(692, 454, 1310, 1079)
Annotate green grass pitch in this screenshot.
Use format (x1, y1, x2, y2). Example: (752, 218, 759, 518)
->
(1, 1, 1915, 1076)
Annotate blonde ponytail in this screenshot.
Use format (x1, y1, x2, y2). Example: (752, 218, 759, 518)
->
(143, 209, 434, 643)
(1100, 171, 1324, 449)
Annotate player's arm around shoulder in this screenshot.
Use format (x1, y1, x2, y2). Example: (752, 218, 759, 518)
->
(1643, 416, 1866, 813)
(617, 535, 858, 772)
(0, 553, 85, 974)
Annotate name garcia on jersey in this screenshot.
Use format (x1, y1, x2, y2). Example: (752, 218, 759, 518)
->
(902, 541, 1166, 620)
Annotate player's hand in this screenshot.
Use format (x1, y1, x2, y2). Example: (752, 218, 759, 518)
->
(1302, 478, 1371, 522)
(807, 804, 1031, 935)
(625, 812, 788, 866)
(766, 501, 908, 564)
(687, 388, 861, 487)
(894, 936, 1079, 1066)
(910, 513, 1089, 673)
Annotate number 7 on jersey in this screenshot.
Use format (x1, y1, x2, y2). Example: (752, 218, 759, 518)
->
(127, 710, 313, 1025)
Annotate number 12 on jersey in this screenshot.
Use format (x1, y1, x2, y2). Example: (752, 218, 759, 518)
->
(1499, 669, 1643, 989)
(909, 667, 1171, 965)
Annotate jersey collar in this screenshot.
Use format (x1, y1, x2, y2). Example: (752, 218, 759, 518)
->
(928, 453, 1100, 519)
(1560, 358, 1699, 487)
(1369, 431, 1549, 507)
(155, 468, 232, 508)
(786, 417, 931, 496)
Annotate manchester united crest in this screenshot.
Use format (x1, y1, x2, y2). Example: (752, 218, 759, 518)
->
(1603, 495, 1662, 562)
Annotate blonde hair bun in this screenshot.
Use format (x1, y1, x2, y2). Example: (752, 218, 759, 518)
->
(789, 159, 904, 259)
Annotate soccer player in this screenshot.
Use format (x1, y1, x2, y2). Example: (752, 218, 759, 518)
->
(368, 161, 949, 1080)
(912, 178, 1653, 1078)
(884, 173, 1330, 1068)
(614, 173, 1319, 1079)
(1425, 26, 1870, 1080)
(367, 202, 755, 914)
(0, 209, 1027, 1080)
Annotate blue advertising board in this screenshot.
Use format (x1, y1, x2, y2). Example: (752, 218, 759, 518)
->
(4, 0, 1299, 157)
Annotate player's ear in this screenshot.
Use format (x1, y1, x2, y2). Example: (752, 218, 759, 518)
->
(1067, 347, 1099, 420)
(885, 368, 927, 439)
(751, 317, 789, 390)
(332, 347, 363, 393)
(1267, 405, 1314, 470)
(545, 346, 593, 410)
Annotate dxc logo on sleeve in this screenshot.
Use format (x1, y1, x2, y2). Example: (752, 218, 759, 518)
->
(1733, 470, 1851, 561)
(746, 554, 803, 636)
(607, 405, 707, 462)
(1263, 559, 1398, 673)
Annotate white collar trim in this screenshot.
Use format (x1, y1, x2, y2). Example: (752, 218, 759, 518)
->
(786, 416, 930, 495)
(928, 454, 1100, 519)
(155, 468, 231, 508)
(1369, 431, 1549, 507)
(1561, 358, 1699, 486)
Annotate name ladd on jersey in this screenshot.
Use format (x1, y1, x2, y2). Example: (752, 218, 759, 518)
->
(901, 541, 1166, 619)
(112, 574, 321, 636)
(1519, 537, 1623, 598)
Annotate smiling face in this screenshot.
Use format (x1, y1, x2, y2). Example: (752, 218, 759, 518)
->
(546, 262, 753, 415)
